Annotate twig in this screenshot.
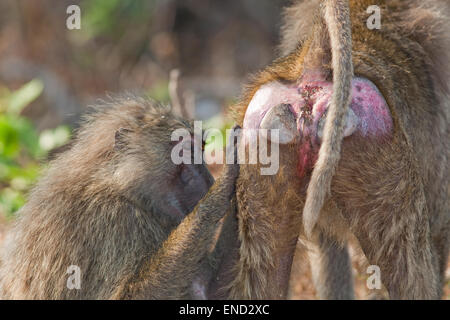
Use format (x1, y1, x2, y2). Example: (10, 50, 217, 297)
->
(169, 69, 190, 119)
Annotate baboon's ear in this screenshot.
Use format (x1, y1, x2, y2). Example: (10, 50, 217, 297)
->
(114, 127, 132, 151)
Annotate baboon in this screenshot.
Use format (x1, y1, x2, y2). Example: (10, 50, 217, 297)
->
(228, 0, 449, 299)
(0, 96, 239, 299)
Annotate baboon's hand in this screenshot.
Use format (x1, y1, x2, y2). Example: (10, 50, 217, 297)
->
(196, 125, 240, 221)
(218, 124, 241, 199)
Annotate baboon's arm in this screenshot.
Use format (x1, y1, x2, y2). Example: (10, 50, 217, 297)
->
(205, 198, 240, 299)
(112, 151, 239, 299)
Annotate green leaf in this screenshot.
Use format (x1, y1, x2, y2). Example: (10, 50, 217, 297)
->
(0, 188, 26, 219)
(147, 81, 170, 103)
(0, 115, 20, 158)
(8, 115, 42, 158)
(7, 163, 40, 183)
(81, 0, 156, 39)
(7, 79, 44, 115)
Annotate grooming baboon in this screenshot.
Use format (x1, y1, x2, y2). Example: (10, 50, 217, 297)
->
(0, 96, 239, 299)
(228, 0, 449, 299)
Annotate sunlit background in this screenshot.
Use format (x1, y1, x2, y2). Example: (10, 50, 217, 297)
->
(0, 0, 289, 219)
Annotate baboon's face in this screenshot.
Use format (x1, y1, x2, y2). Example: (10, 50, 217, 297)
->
(114, 119, 213, 223)
(157, 133, 214, 222)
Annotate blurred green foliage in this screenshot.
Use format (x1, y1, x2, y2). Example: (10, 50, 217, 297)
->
(203, 115, 234, 163)
(81, 0, 157, 39)
(0, 80, 71, 219)
(146, 80, 170, 104)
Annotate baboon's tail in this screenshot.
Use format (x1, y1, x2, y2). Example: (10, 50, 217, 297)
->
(303, 0, 353, 238)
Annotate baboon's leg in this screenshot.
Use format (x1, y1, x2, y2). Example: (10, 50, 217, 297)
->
(228, 154, 304, 299)
(334, 137, 440, 299)
(307, 231, 354, 300)
(356, 223, 437, 300)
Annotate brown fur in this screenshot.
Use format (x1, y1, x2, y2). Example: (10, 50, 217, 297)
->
(226, 142, 304, 299)
(302, 0, 354, 238)
(0, 96, 239, 299)
(231, 0, 449, 299)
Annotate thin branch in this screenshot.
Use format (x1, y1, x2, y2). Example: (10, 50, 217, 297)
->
(169, 69, 189, 119)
